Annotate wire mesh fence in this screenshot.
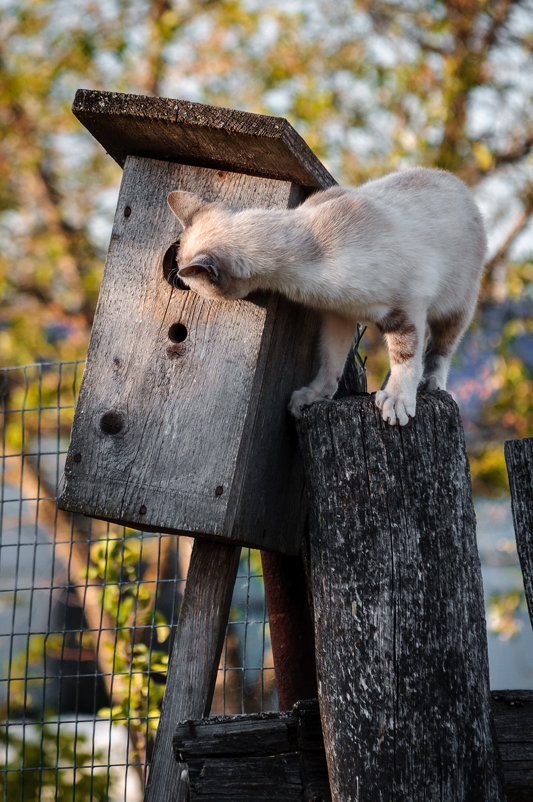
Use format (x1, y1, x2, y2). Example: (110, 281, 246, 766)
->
(1, 361, 276, 800)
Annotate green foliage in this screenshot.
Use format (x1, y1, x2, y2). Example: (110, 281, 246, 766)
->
(488, 586, 528, 640)
(2, 0, 532, 481)
(0, 724, 111, 801)
(87, 535, 170, 744)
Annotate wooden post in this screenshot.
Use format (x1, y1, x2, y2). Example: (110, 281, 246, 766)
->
(297, 391, 505, 801)
(145, 540, 240, 802)
(504, 437, 533, 627)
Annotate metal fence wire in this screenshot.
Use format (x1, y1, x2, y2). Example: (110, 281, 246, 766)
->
(0, 361, 277, 801)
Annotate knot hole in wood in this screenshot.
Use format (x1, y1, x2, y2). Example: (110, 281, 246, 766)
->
(163, 240, 189, 291)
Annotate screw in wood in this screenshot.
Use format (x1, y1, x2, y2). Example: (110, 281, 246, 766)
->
(124, 206, 132, 217)
(215, 485, 224, 497)
(139, 504, 147, 515)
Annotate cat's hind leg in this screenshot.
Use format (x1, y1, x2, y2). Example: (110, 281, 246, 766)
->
(375, 308, 425, 426)
(289, 311, 357, 419)
(422, 309, 470, 391)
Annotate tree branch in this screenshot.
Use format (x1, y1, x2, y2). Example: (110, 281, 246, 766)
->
(483, 192, 533, 282)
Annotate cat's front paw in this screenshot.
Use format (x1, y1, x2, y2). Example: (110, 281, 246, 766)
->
(374, 390, 415, 426)
(289, 386, 324, 419)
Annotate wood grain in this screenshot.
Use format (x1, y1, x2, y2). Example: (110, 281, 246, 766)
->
(58, 156, 320, 553)
(505, 437, 533, 628)
(174, 699, 328, 801)
(173, 693, 533, 801)
(72, 89, 336, 190)
(296, 391, 505, 801)
(144, 540, 241, 802)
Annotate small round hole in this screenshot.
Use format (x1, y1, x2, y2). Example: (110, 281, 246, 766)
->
(163, 240, 189, 290)
(168, 323, 187, 343)
(100, 410, 125, 435)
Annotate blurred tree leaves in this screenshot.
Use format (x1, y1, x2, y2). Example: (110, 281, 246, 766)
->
(1, 0, 532, 491)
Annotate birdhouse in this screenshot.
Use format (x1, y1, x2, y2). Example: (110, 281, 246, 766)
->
(58, 89, 336, 555)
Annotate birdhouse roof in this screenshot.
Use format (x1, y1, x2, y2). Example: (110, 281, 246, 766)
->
(72, 89, 336, 190)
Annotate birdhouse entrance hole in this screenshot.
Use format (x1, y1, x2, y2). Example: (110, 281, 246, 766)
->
(162, 240, 189, 290)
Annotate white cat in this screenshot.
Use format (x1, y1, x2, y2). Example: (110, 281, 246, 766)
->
(167, 168, 486, 425)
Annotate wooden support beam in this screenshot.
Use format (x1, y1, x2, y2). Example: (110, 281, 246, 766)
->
(144, 540, 241, 802)
(296, 391, 505, 801)
(505, 437, 533, 628)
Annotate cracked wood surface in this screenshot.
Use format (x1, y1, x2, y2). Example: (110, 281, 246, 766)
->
(296, 391, 505, 801)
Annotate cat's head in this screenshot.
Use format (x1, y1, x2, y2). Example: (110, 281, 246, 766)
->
(167, 191, 253, 300)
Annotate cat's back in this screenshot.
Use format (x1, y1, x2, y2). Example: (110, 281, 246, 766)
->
(356, 167, 478, 222)
(358, 167, 461, 200)
(298, 168, 485, 270)
(357, 167, 485, 254)
(300, 184, 386, 241)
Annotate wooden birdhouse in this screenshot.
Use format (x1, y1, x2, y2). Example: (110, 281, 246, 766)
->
(58, 89, 336, 555)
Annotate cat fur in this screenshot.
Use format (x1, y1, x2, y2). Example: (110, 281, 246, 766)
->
(167, 167, 486, 426)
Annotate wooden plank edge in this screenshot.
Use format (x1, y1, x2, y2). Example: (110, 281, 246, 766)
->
(72, 88, 336, 189)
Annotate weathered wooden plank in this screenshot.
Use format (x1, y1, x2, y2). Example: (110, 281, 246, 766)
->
(504, 437, 533, 628)
(145, 540, 241, 802)
(297, 391, 505, 801)
(174, 700, 329, 801)
(72, 89, 336, 189)
(58, 156, 320, 553)
(492, 690, 533, 800)
(173, 694, 533, 801)
(175, 712, 297, 758)
(187, 756, 304, 799)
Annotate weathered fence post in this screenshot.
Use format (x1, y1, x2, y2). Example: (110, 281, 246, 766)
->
(297, 390, 505, 801)
(505, 437, 533, 627)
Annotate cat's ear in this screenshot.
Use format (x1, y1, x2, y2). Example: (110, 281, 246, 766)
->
(167, 191, 207, 228)
(178, 253, 219, 283)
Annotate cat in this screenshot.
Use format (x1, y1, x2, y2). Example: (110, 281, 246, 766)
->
(167, 168, 486, 425)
